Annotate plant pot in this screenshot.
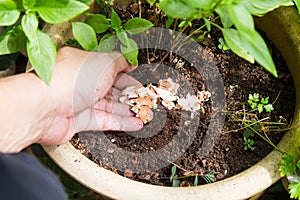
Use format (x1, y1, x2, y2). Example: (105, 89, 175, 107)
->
(42, 6, 300, 200)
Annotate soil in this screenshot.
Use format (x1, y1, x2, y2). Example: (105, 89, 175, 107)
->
(71, 3, 296, 187)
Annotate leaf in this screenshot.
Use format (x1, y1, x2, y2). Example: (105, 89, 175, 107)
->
(0, 0, 21, 26)
(239, 30, 278, 77)
(204, 18, 211, 32)
(172, 176, 180, 187)
(120, 38, 138, 66)
(146, 0, 156, 7)
(0, 25, 26, 55)
(215, 5, 233, 28)
(85, 14, 110, 34)
(158, 0, 195, 19)
(96, 34, 116, 52)
(243, 128, 255, 138)
(257, 104, 264, 113)
(72, 22, 97, 51)
(228, 3, 255, 32)
(202, 170, 215, 184)
(184, 0, 215, 11)
(279, 154, 297, 177)
(260, 97, 269, 104)
(23, 0, 36, 9)
(165, 16, 174, 28)
(295, 0, 300, 14)
(193, 176, 198, 186)
(21, 12, 39, 40)
(33, 0, 89, 24)
(110, 9, 122, 31)
(288, 181, 300, 199)
(221, 28, 254, 63)
(264, 104, 274, 113)
(124, 18, 153, 35)
(171, 166, 177, 176)
(117, 30, 129, 46)
(27, 30, 56, 85)
(242, 0, 293, 16)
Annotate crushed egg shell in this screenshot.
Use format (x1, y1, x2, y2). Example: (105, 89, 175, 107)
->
(157, 78, 179, 96)
(177, 93, 200, 112)
(152, 86, 178, 102)
(162, 100, 176, 110)
(137, 105, 153, 124)
(197, 91, 211, 102)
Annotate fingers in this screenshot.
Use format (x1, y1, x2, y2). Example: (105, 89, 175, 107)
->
(113, 73, 142, 90)
(94, 98, 134, 117)
(73, 108, 143, 132)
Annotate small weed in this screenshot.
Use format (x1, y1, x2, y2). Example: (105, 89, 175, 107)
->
(169, 166, 215, 187)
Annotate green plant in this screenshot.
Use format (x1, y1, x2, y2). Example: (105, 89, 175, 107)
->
(0, 0, 90, 84)
(72, 8, 153, 66)
(248, 93, 274, 113)
(150, 0, 300, 77)
(170, 165, 215, 187)
(279, 154, 300, 199)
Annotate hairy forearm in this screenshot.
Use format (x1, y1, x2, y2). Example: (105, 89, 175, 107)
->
(0, 73, 54, 153)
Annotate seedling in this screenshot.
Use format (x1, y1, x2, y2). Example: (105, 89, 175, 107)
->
(72, 9, 153, 66)
(170, 165, 215, 187)
(218, 38, 230, 51)
(248, 93, 274, 113)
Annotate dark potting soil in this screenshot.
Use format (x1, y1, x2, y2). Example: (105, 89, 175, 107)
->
(71, 3, 296, 187)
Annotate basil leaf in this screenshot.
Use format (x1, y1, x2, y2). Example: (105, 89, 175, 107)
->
(21, 12, 39, 40)
(96, 33, 116, 52)
(117, 30, 129, 46)
(121, 38, 138, 66)
(27, 30, 56, 84)
(34, 0, 89, 24)
(85, 14, 110, 34)
(158, 0, 195, 19)
(23, 0, 36, 9)
(0, 0, 21, 26)
(242, 0, 293, 16)
(221, 28, 254, 63)
(110, 9, 122, 31)
(72, 22, 98, 51)
(124, 18, 153, 35)
(0, 25, 26, 55)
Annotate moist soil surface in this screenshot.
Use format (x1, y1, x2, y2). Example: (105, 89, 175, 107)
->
(71, 3, 295, 187)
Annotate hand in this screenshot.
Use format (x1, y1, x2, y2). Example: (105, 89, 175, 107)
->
(0, 46, 143, 152)
(38, 47, 143, 145)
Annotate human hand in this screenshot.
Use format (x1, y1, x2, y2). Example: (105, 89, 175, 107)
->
(37, 47, 144, 145)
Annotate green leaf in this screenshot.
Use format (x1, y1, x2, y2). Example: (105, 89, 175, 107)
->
(0, 0, 21, 26)
(172, 176, 180, 187)
(85, 14, 110, 34)
(193, 176, 198, 186)
(171, 166, 177, 177)
(228, 3, 255, 32)
(158, 0, 195, 19)
(295, 0, 300, 14)
(21, 12, 39, 40)
(288, 181, 300, 199)
(204, 18, 211, 32)
(215, 5, 233, 28)
(27, 30, 56, 85)
(261, 97, 269, 104)
(202, 170, 215, 184)
(239, 30, 277, 77)
(279, 154, 297, 177)
(121, 38, 138, 66)
(184, 0, 215, 11)
(110, 9, 122, 31)
(165, 16, 174, 28)
(221, 28, 254, 63)
(264, 104, 274, 113)
(124, 18, 153, 35)
(23, 0, 36, 9)
(146, 0, 156, 7)
(34, 0, 89, 24)
(96, 33, 116, 52)
(72, 22, 97, 51)
(0, 25, 26, 55)
(257, 104, 264, 113)
(117, 30, 129, 46)
(242, 0, 293, 16)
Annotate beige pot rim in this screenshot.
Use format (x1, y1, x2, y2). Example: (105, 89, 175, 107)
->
(43, 6, 300, 200)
